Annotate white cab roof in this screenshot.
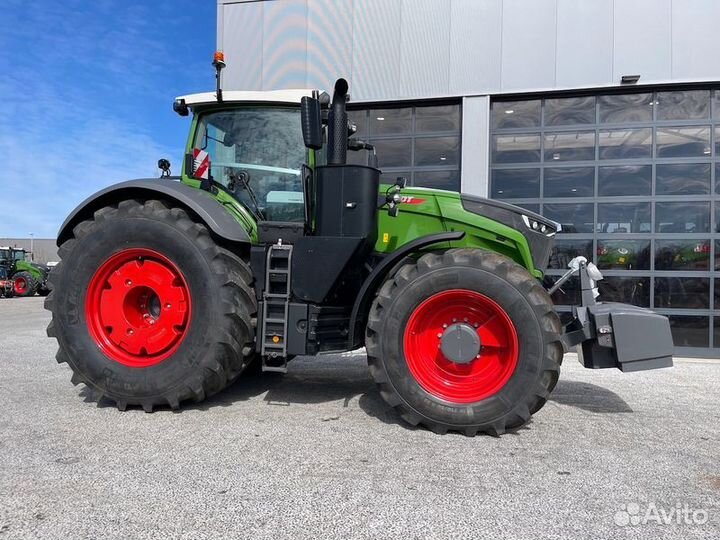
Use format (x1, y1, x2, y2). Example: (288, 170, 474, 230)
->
(176, 89, 313, 107)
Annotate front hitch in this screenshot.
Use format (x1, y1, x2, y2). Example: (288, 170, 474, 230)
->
(555, 257, 674, 372)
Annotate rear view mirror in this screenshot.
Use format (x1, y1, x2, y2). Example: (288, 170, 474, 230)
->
(300, 94, 323, 150)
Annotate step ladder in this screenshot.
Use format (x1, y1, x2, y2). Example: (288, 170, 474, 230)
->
(260, 243, 293, 373)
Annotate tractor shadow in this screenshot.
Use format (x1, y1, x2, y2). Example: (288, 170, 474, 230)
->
(549, 380, 633, 413)
(189, 353, 382, 411)
(86, 355, 632, 419)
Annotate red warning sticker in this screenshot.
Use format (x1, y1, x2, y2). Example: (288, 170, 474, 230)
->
(192, 148, 210, 180)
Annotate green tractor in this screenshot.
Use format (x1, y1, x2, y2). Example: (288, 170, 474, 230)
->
(0, 246, 51, 297)
(45, 72, 674, 435)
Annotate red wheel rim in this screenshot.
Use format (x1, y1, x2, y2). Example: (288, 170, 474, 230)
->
(85, 248, 191, 368)
(403, 289, 519, 404)
(14, 277, 27, 294)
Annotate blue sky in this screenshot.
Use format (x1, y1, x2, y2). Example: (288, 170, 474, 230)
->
(0, 0, 217, 237)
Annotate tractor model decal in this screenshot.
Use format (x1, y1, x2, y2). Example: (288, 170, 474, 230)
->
(400, 196, 426, 205)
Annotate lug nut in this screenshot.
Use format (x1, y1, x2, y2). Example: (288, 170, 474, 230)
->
(437, 333, 442, 338)
(127, 329, 134, 335)
(125, 280, 132, 286)
(442, 324, 448, 328)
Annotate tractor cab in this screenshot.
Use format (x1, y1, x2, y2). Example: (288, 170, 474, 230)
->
(175, 81, 383, 370)
(174, 89, 313, 226)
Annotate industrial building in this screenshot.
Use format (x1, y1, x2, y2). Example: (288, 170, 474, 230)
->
(217, 0, 720, 355)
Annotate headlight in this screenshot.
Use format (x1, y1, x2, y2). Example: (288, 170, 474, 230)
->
(521, 215, 559, 237)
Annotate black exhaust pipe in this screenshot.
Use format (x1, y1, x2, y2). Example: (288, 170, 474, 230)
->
(327, 78, 349, 165)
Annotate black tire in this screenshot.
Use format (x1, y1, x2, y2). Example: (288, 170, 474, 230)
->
(45, 199, 257, 411)
(365, 248, 563, 436)
(12, 271, 37, 297)
(37, 285, 51, 297)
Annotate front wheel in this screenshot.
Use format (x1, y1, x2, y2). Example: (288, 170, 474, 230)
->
(366, 248, 563, 436)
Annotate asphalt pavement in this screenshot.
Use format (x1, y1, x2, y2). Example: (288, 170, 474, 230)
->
(0, 297, 718, 539)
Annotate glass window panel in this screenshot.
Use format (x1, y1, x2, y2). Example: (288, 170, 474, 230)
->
(492, 134, 541, 163)
(714, 90, 720, 120)
(714, 241, 720, 270)
(656, 126, 711, 158)
(515, 203, 540, 214)
(654, 278, 709, 309)
(548, 240, 593, 270)
(414, 136, 460, 166)
(598, 277, 650, 307)
(544, 131, 595, 162)
(655, 202, 710, 233)
(543, 167, 594, 197)
(415, 105, 460, 133)
(380, 170, 411, 185)
(656, 163, 710, 195)
(491, 168, 540, 199)
(413, 170, 459, 191)
(668, 315, 709, 348)
(598, 128, 652, 160)
(542, 203, 594, 233)
(598, 165, 652, 196)
(372, 138, 412, 168)
(713, 318, 720, 348)
(717, 163, 720, 194)
(347, 148, 368, 166)
(715, 278, 720, 308)
(655, 240, 710, 271)
(597, 240, 650, 270)
(546, 275, 580, 305)
(656, 90, 710, 120)
(369, 107, 412, 135)
(544, 96, 595, 126)
(598, 93, 653, 123)
(492, 100, 541, 130)
(597, 203, 651, 233)
(349, 111, 368, 138)
(716, 126, 720, 156)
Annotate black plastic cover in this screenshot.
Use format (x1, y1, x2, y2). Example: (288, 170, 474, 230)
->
(314, 165, 380, 241)
(460, 194, 556, 271)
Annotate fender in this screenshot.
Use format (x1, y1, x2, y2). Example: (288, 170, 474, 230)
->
(348, 230, 466, 346)
(57, 178, 251, 245)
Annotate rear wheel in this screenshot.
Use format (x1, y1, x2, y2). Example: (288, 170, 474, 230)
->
(45, 199, 257, 411)
(13, 272, 37, 297)
(366, 248, 563, 436)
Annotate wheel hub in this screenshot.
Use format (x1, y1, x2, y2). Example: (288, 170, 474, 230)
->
(14, 277, 27, 294)
(403, 289, 519, 404)
(85, 248, 191, 368)
(440, 322, 481, 364)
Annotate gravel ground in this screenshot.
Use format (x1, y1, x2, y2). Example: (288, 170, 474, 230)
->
(0, 296, 718, 539)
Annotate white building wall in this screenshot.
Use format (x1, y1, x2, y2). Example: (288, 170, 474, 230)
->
(218, 0, 720, 194)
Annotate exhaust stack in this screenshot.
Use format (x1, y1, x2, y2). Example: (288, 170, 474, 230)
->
(327, 78, 349, 165)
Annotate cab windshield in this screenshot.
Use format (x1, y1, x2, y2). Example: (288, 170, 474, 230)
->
(194, 107, 306, 222)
